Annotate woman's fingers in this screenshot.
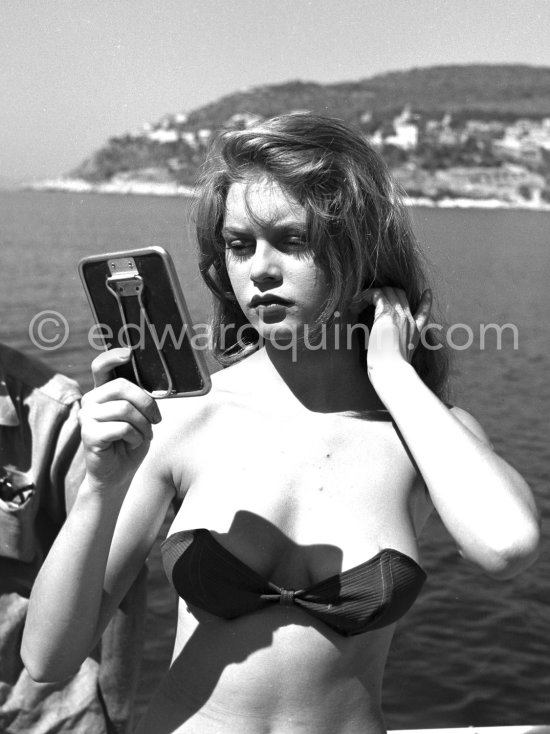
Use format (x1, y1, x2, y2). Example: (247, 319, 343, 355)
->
(352, 287, 386, 314)
(356, 286, 433, 363)
(81, 351, 162, 460)
(354, 286, 409, 311)
(414, 289, 433, 334)
(91, 347, 133, 388)
(356, 287, 432, 330)
(82, 420, 151, 452)
(84, 378, 161, 426)
(90, 348, 161, 424)
(83, 399, 156, 442)
(80, 351, 164, 486)
(79, 392, 160, 454)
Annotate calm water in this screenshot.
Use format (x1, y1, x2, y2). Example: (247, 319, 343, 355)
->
(1, 191, 548, 728)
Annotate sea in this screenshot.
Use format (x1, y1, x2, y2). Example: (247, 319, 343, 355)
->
(0, 190, 548, 728)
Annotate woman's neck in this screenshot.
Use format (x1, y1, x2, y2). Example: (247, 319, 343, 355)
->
(256, 336, 385, 414)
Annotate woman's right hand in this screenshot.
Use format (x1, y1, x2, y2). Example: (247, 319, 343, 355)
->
(79, 348, 162, 491)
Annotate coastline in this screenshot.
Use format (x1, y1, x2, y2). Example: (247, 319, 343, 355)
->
(21, 177, 550, 212)
(402, 195, 550, 211)
(23, 177, 197, 198)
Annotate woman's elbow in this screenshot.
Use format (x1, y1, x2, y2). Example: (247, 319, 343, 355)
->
(469, 516, 541, 579)
(21, 638, 79, 684)
(21, 654, 55, 685)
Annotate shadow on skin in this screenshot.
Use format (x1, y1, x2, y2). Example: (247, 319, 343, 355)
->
(145, 510, 348, 729)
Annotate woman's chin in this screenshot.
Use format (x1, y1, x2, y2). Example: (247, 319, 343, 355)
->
(258, 323, 299, 348)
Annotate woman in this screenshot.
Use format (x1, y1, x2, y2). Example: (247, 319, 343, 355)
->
(22, 114, 540, 734)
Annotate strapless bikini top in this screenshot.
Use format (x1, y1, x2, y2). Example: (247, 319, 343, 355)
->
(161, 528, 426, 637)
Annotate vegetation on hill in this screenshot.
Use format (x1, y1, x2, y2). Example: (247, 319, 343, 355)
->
(181, 64, 550, 128)
(66, 64, 550, 205)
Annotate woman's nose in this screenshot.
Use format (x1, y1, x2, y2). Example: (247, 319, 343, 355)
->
(249, 241, 282, 284)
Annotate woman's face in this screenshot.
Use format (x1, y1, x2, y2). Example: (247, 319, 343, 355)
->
(222, 175, 330, 344)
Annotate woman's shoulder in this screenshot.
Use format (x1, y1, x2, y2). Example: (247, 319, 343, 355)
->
(154, 358, 256, 433)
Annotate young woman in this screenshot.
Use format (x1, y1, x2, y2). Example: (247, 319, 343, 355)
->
(22, 114, 540, 734)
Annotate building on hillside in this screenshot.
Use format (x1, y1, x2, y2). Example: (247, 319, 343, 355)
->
(492, 118, 550, 166)
(147, 128, 179, 143)
(384, 107, 419, 150)
(424, 114, 461, 147)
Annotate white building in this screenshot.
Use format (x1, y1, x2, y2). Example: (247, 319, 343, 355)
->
(384, 107, 419, 150)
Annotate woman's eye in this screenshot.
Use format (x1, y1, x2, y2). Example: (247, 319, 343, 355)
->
(283, 237, 311, 257)
(225, 240, 254, 258)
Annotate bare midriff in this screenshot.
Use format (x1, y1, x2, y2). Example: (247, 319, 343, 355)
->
(135, 604, 394, 734)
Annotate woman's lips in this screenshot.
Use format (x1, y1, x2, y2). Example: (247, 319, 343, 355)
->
(257, 302, 288, 311)
(249, 297, 291, 323)
(249, 295, 292, 308)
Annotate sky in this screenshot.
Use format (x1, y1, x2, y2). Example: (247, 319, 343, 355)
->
(1, 0, 550, 182)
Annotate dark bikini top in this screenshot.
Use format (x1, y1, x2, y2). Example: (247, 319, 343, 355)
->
(161, 528, 426, 637)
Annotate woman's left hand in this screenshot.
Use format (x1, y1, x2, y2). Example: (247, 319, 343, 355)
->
(356, 287, 432, 377)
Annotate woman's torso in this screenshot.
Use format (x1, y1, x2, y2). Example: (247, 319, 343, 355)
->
(136, 359, 431, 734)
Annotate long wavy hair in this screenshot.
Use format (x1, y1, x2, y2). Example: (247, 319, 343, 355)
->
(195, 112, 449, 397)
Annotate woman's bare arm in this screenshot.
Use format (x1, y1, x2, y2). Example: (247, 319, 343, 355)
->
(22, 349, 175, 681)
(363, 287, 540, 578)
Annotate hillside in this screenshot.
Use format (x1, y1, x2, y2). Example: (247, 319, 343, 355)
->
(40, 64, 550, 207)
(181, 64, 550, 128)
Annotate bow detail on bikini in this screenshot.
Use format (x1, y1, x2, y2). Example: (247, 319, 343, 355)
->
(260, 585, 303, 607)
